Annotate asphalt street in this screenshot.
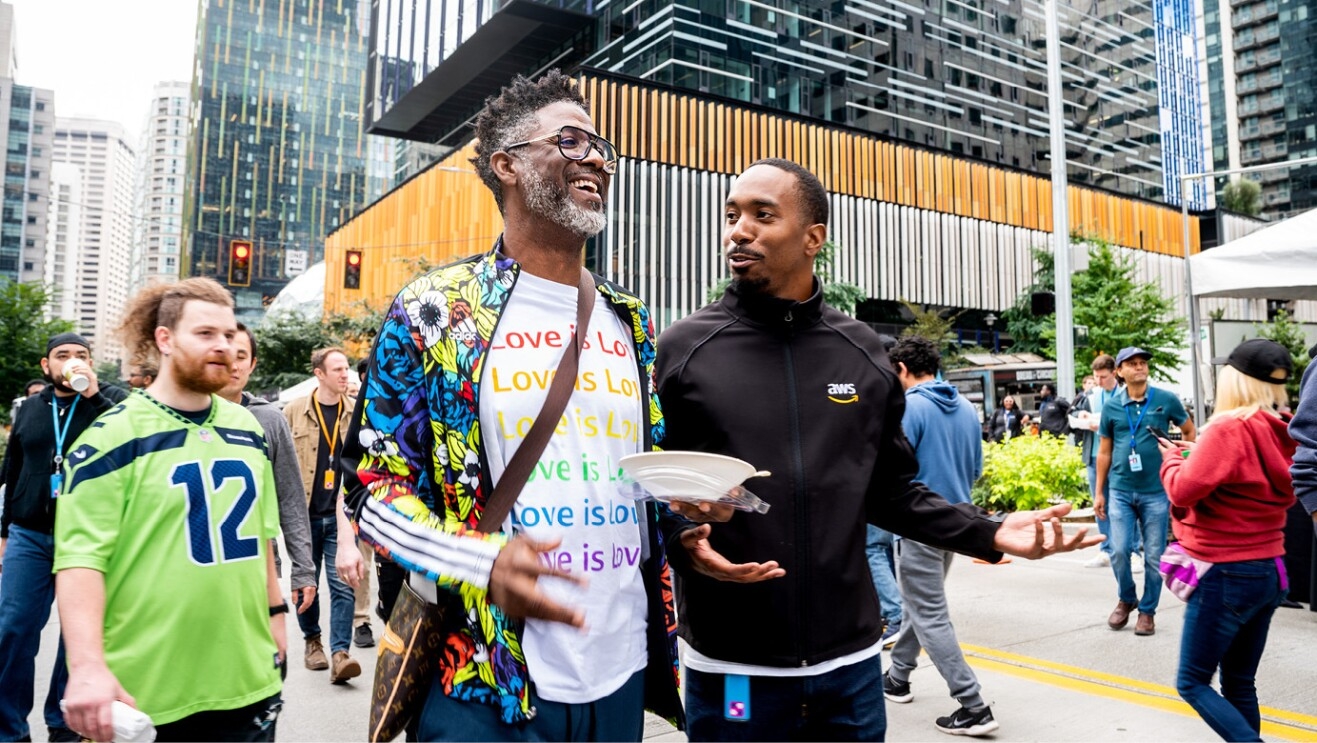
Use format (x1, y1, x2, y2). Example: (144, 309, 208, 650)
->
(25, 533, 1317, 742)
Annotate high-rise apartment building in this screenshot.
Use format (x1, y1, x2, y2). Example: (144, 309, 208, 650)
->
(51, 118, 137, 364)
(132, 81, 190, 291)
(0, 1, 54, 285)
(1204, 0, 1313, 217)
(183, 0, 372, 323)
(45, 160, 82, 321)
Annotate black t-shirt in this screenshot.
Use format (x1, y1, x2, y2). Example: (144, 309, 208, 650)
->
(309, 400, 340, 519)
(168, 404, 212, 426)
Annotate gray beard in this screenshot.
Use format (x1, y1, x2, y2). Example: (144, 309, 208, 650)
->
(521, 165, 607, 237)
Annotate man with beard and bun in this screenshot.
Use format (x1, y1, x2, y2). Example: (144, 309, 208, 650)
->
(218, 323, 317, 619)
(654, 160, 1101, 741)
(339, 70, 682, 740)
(0, 333, 126, 742)
(55, 279, 285, 742)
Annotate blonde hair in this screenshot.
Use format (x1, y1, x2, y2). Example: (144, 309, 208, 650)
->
(119, 278, 235, 366)
(1209, 365, 1286, 424)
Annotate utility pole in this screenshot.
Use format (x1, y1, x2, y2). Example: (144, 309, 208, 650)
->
(1046, 0, 1075, 399)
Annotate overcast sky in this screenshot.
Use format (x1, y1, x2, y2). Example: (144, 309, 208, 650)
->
(7, 0, 199, 142)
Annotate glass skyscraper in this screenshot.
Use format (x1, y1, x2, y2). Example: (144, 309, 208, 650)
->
(1204, 0, 1313, 218)
(184, 0, 372, 322)
(365, 0, 1206, 207)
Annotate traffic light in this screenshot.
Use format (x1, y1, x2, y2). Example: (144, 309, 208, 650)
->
(344, 249, 362, 289)
(228, 240, 252, 286)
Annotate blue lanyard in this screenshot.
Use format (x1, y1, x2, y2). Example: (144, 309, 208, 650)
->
(51, 395, 81, 468)
(1123, 390, 1151, 450)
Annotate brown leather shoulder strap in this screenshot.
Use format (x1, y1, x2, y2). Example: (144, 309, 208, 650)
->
(476, 267, 597, 533)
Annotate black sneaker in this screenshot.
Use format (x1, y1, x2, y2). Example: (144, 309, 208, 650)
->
(353, 623, 375, 648)
(48, 727, 82, 743)
(935, 705, 999, 737)
(883, 671, 912, 704)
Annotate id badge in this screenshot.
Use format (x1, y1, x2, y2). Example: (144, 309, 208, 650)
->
(724, 674, 751, 721)
(323, 470, 335, 491)
(50, 471, 63, 499)
(1128, 452, 1143, 472)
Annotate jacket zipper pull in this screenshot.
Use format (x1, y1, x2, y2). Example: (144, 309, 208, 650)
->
(785, 310, 793, 323)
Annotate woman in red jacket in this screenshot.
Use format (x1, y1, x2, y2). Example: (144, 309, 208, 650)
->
(1158, 339, 1295, 743)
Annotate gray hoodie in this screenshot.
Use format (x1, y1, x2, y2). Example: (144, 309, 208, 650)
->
(242, 392, 315, 589)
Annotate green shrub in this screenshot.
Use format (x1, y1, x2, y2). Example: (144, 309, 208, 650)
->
(972, 434, 1089, 513)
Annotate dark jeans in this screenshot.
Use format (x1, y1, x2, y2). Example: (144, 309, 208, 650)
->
(0, 525, 68, 740)
(295, 516, 354, 653)
(413, 668, 645, 741)
(153, 694, 282, 742)
(1176, 559, 1286, 742)
(685, 654, 887, 742)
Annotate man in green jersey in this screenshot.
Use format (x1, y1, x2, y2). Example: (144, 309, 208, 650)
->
(54, 278, 286, 742)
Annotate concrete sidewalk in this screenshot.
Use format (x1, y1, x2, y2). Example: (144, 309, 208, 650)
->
(26, 544, 1317, 741)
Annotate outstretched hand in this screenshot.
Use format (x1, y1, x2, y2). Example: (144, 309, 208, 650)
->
(489, 535, 589, 628)
(992, 503, 1105, 560)
(679, 524, 785, 583)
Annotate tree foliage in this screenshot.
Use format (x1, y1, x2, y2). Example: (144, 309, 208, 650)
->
(999, 248, 1055, 356)
(1253, 309, 1310, 408)
(899, 300, 963, 366)
(1220, 180, 1262, 217)
(248, 311, 345, 395)
(705, 240, 867, 316)
(0, 280, 74, 424)
(1003, 235, 1185, 383)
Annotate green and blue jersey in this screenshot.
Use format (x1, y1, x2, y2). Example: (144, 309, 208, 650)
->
(54, 391, 282, 725)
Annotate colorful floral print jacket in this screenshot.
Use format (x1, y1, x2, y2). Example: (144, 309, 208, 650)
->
(340, 243, 682, 726)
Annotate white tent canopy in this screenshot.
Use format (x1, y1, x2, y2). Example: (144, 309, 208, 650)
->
(1190, 207, 1317, 300)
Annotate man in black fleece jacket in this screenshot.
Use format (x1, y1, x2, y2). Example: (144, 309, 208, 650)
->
(0, 333, 127, 742)
(655, 159, 1102, 741)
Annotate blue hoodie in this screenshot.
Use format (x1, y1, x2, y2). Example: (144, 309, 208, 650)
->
(903, 381, 984, 505)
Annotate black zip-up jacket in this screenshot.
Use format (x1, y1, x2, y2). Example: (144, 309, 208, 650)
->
(655, 282, 1004, 668)
(1, 385, 127, 538)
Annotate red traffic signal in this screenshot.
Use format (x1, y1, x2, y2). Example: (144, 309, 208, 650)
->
(344, 249, 362, 289)
(229, 240, 253, 286)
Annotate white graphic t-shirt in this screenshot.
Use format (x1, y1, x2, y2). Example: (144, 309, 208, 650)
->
(480, 271, 649, 703)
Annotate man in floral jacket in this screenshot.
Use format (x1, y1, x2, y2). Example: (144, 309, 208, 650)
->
(339, 70, 681, 741)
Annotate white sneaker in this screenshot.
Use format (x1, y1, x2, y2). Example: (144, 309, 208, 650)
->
(1131, 553, 1144, 574)
(1084, 552, 1110, 568)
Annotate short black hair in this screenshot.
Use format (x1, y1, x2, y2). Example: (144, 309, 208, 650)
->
(470, 69, 589, 213)
(24, 379, 46, 394)
(889, 336, 941, 377)
(235, 322, 258, 361)
(357, 357, 368, 374)
(748, 158, 829, 227)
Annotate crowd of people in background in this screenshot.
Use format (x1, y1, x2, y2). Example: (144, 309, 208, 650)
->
(0, 68, 1312, 743)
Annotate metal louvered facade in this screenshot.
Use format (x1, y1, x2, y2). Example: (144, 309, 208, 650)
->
(325, 73, 1218, 328)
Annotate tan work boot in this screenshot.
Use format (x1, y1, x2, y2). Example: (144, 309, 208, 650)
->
(304, 635, 329, 671)
(330, 651, 361, 684)
(1134, 612, 1156, 636)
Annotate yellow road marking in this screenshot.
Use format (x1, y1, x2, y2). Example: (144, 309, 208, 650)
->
(960, 644, 1317, 742)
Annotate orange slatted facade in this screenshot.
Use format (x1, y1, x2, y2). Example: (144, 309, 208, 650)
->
(325, 74, 1199, 314)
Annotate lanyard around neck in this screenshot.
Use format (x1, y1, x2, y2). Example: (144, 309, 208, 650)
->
(51, 395, 81, 467)
(314, 396, 343, 456)
(1124, 389, 1152, 445)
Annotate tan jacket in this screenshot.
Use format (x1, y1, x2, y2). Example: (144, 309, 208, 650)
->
(282, 388, 356, 505)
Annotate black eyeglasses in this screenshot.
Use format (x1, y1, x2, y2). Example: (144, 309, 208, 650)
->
(504, 125, 618, 174)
